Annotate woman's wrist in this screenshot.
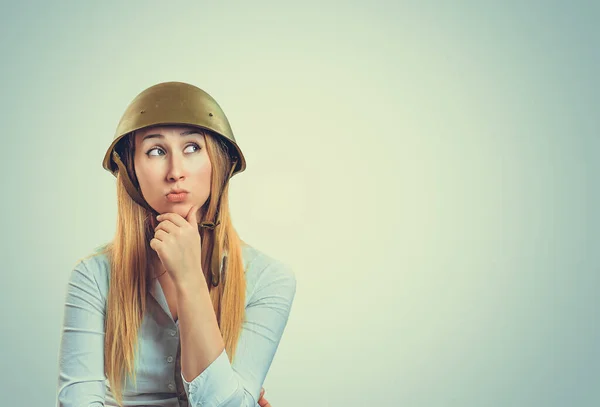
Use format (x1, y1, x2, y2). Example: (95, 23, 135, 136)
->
(174, 271, 207, 294)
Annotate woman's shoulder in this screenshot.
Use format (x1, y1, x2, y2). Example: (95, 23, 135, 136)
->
(240, 242, 297, 302)
(68, 242, 296, 302)
(70, 243, 112, 298)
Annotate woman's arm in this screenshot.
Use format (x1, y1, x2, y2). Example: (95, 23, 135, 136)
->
(177, 259, 297, 407)
(176, 273, 225, 383)
(56, 261, 106, 407)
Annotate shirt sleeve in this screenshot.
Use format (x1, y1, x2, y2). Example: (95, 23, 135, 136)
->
(181, 260, 297, 407)
(56, 260, 107, 407)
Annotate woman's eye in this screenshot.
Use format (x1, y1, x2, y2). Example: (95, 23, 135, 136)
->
(184, 144, 201, 153)
(147, 147, 164, 157)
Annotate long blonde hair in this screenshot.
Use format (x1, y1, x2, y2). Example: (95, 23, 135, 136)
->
(99, 129, 246, 407)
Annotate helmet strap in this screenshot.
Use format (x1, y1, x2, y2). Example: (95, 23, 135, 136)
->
(206, 159, 238, 287)
(112, 151, 158, 215)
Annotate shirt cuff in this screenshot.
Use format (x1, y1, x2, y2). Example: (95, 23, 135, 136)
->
(181, 348, 240, 406)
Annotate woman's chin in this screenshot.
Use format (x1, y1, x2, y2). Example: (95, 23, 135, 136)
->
(165, 203, 197, 218)
(154, 201, 204, 220)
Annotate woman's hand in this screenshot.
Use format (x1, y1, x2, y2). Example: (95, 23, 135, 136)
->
(150, 205, 203, 286)
(258, 387, 271, 407)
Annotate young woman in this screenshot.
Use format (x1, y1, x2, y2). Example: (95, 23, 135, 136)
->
(56, 82, 296, 407)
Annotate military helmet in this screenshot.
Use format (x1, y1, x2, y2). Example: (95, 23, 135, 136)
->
(102, 81, 246, 176)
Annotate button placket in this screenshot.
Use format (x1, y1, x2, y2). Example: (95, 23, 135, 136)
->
(175, 339, 188, 403)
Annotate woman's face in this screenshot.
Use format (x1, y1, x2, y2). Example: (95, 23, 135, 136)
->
(133, 125, 212, 219)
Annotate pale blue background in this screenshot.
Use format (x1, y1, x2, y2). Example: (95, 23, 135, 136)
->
(0, 1, 598, 406)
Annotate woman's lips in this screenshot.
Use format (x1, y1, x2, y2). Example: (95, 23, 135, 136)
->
(166, 192, 188, 202)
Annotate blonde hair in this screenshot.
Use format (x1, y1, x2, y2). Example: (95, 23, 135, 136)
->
(99, 129, 246, 407)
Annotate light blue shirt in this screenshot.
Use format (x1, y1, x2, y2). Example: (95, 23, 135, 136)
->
(56, 243, 296, 407)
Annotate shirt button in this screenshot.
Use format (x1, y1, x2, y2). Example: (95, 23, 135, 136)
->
(168, 383, 175, 391)
(167, 356, 174, 363)
(170, 330, 176, 336)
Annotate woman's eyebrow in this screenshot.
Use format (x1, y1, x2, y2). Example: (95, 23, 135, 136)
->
(142, 130, 201, 142)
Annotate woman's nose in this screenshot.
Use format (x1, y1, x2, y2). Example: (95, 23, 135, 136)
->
(167, 154, 186, 181)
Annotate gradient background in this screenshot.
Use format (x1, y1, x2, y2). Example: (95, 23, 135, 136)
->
(1, 1, 598, 406)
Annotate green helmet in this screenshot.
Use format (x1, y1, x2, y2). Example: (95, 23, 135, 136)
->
(103, 81, 245, 174)
(102, 81, 245, 286)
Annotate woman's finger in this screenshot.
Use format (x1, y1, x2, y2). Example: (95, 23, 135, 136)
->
(153, 229, 170, 242)
(149, 237, 161, 252)
(258, 396, 271, 407)
(258, 388, 270, 407)
(156, 212, 188, 228)
(154, 219, 179, 235)
(185, 204, 200, 225)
